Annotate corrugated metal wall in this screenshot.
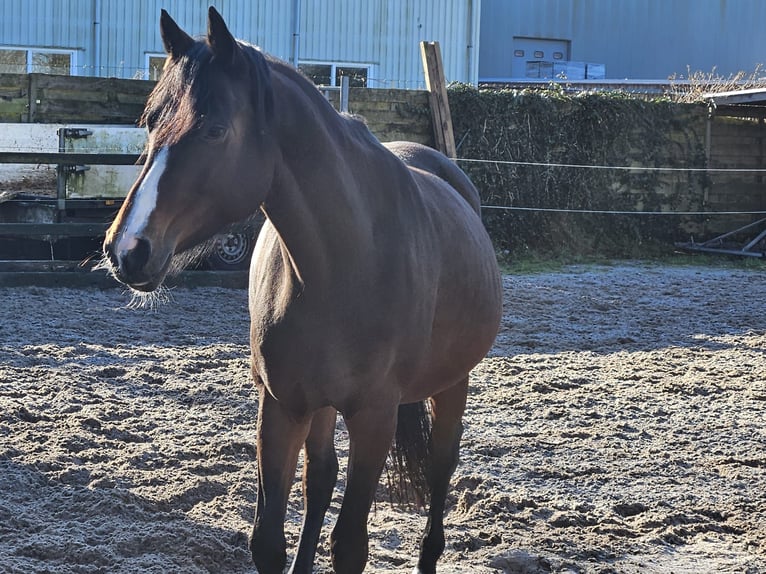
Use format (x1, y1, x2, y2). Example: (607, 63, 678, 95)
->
(0, 0, 92, 72)
(480, 0, 766, 81)
(0, 0, 91, 49)
(299, 0, 478, 88)
(6, 0, 766, 85)
(300, 0, 382, 67)
(378, 0, 478, 88)
(0, 0, 476, 86)
(97, 0, 293, 78)
(0, 0, 296, 79)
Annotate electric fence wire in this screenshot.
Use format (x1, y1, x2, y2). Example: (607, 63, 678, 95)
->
(454, 157, 766, 216)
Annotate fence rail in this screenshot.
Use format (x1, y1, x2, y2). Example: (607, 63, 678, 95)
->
(0, 152, 142, 165)
(0, 148, 136, 238)
(0, 73, 153, 124)
(0, 223, 108, 236)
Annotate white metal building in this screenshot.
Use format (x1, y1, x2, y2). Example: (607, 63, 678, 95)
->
(0, 0, 481, 88)
(6, 0, 764, 89)
(480, 0, 766, 82)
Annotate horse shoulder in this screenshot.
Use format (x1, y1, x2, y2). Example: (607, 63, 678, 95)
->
(249, 220, 301, 328)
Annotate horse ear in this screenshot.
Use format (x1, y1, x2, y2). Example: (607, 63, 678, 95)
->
(160, 10, 194, 59)
(207, 6, 241, 68)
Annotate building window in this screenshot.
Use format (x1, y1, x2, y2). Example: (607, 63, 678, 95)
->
(299, 62, 370, 87)
(0, 50, 26, 73)
(0, 47, 75, 75)
(300, 63, 332, 86)
(144, 54, 166, 80)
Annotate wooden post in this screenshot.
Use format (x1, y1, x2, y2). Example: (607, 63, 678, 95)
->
(339, 75, 350, 113)
(26, 74, 39, 123)
(420, 41, 457, 159)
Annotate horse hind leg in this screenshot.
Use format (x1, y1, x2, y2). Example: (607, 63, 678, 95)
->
(415, 377, 469, 574)
(250, 386, 311, 574)
(290, 406, 339, 574)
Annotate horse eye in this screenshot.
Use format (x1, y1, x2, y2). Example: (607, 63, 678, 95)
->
(144, 116, 157, 133)
(204, 125, 227, 140)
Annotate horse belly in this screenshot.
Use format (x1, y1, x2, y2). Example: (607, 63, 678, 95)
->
(252, 306, 418, 416)
(402, 211, 502, 402)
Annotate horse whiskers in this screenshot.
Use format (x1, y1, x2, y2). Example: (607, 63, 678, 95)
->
(168, 244, 208, 276)
(125, 284, 174, 310)
(92, 254, 119, 280)
(91, 253, 110, 271)
(91, 253, 174, 310)
(79, 252, 100, 268)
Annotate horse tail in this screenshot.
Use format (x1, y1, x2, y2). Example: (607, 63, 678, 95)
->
(386, 400, 432, 508)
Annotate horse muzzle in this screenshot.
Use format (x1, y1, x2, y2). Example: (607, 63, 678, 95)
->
(103, 234, 172, 292)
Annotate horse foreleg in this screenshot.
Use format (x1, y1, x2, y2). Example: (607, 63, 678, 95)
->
(250, 385, 311, 574)
(331, 404, 398, 574)
(290, 406, 339, 574)
(415, 377, 468, 574)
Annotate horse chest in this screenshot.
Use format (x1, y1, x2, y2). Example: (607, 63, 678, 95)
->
(249, 290, 429, 413)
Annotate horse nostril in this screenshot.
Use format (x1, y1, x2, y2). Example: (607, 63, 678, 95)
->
(121, 237, 152, 277)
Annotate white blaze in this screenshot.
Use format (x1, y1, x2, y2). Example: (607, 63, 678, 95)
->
(116, 146, 169, 254)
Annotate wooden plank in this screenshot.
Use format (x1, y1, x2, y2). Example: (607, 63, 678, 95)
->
(28, 74, 154, 124)
(709, 154, 766, 166)
(711, 130, 765, 142)
(27, 74, 38, 122)
(35, 101, 142, 124)
(0, 74, 27, 122)
(420, 41, 456, 158)
(0, 152, 142, 165)
(31, 74, 154, 96)
(0, 222, 108, 236)
(710, 133, 765, 145)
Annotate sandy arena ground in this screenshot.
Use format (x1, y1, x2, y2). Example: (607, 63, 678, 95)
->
(0, 263, 764, 573)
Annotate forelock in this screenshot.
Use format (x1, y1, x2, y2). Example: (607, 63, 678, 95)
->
(141, 42, 218, 146)
(140, 39, 273, 147)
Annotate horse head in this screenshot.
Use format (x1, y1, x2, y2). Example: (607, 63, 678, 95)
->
(103, 7, 275, 291)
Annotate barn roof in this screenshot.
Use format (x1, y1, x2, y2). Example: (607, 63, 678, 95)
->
(704, 88, 766, 118)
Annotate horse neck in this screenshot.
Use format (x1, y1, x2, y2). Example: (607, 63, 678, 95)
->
(262, 68, 402, 285)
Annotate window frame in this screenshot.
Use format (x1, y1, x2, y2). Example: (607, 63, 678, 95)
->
(144, 53, 167, 81)
(298, 60, 374, 88)
(0, 46, 77, 75)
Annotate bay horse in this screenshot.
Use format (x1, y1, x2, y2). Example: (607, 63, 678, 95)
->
(103, 7, 502, 573)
